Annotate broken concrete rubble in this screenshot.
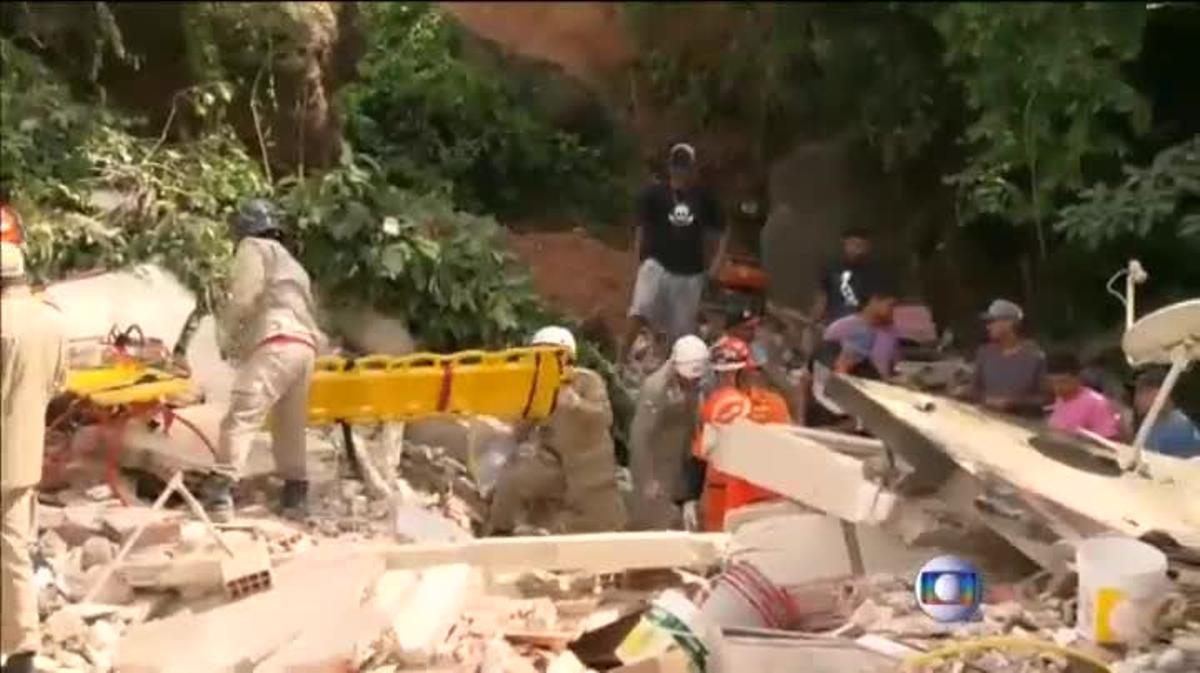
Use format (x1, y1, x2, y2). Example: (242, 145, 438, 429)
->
(827, 375, 1200, 549)
(31, 259, 1195, 673)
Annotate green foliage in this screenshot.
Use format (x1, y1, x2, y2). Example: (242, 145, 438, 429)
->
(279, 146, 548, 351)
(1056, 136, 1200, 248)
(343, 3, 628, 221)
(933, 3, 1151, 249)
(0, 38, 112, 203)
(628, 3, 948, 170)
(2, 38, 266, 307)
(3, 36, 557, 352)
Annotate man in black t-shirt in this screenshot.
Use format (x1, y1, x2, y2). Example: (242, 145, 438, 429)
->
(811, 227, 880, 323)
(620, 143, 727, 363)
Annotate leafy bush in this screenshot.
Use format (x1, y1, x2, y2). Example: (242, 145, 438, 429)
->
(934, 3, 1151, 253)
(2, 38, 266, 307)
(344, 3, 628, 221)
(1056, 136, 1200, 248)
(280, 145, 549, 351)
(627, 3, 948, 170)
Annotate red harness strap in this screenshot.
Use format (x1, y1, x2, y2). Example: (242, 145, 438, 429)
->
(257, 334, 317, 352)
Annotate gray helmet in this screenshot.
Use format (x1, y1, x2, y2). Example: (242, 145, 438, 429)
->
(234, 199, 282, 237)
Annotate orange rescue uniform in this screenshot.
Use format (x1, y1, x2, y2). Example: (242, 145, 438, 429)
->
(694, 385, 792, 532)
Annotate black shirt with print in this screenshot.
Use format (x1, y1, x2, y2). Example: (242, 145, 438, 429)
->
(819, 257, 880, 320)
(637, 182, 723, 276)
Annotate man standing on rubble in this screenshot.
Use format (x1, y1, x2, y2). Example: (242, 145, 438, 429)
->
(971, 299, 1047, 417)
(619, 143, 727, 365)
(811, 227, 880, 323)
(486, 326, 628, 534)
(628, 335, 710, 530)
(206, 199, 324, 523)
(1, 242, 68, 673)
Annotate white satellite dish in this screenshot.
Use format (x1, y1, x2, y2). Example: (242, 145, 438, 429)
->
(1108, 260, 1200, 463)
(1121, 299, 1200, 367)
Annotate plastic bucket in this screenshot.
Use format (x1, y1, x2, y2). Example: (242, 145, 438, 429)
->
(699, 560, 799, 631)
(617, 590, 711, 673)
(1075, 536, 1182, 645)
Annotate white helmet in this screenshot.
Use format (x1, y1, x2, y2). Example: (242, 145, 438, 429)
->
(530, 325, 577, 358)
(671, 335, 709, 380)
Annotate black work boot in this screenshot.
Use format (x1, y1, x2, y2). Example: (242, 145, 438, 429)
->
(203, 474, 235, 524)
(279, 480, 309, 521)
(4, 651, 35, 673)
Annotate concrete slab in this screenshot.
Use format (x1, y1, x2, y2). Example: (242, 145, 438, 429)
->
(116, 549, 384, 673)
(710, 421, 898, 524)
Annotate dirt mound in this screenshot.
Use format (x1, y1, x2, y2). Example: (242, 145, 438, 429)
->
(439, 2, 635, 91)
(505, 229, 634, 344)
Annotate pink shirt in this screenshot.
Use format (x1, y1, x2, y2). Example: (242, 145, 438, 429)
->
(1048, 387, 1120, 439)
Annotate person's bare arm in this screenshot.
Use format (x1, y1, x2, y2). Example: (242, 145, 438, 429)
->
(706, 227, 730, 278)
(811, 266, 830, 322)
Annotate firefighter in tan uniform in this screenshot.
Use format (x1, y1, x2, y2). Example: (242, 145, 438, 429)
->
(628, 335, 710, 530)
(205, 200, 324, 522)
(1, 242, 68, 673)
(487, 327, 627, 534)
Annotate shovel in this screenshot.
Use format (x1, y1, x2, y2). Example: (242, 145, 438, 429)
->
(82, 471, 273, 603)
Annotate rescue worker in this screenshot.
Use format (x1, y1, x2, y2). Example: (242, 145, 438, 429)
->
(205, 199, 324, 522)
(628, 335, 710, 530)
(693, 336, 791, 532)
(2, 242, 68, 673)
(487, 326, 627, 534)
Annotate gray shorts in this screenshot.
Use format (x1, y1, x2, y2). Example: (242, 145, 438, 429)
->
(628, 258, 705, 341)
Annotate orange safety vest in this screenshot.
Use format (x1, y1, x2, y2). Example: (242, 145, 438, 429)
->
(694, 385, 792, 532)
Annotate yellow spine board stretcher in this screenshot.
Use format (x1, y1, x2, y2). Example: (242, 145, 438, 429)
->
(64, 346, 571, 423)
(307, 345, 570, 425)
(65, 363, 195, 407)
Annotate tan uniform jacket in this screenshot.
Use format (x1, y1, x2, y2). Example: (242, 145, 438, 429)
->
(1, 287, 68, 489)
(219, 237, 324, 361)
(629, 361, 700, 503)
(540, 367, 613, 458)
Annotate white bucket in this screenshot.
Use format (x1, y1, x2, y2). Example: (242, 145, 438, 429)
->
(699, 561, 799, 631)
(617, 589, 712, 673)
(1075, 536, 1184, 645)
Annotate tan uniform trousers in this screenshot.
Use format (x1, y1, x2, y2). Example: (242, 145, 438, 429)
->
(487, 448, 566, 533)
(1, 487, 37, 655)
(215, 341, 314, 481)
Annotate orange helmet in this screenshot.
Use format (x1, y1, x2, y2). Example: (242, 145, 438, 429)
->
(711, 336, 753, 372)
(0, 203, 23, 246)
(700, 387, 752, 425)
